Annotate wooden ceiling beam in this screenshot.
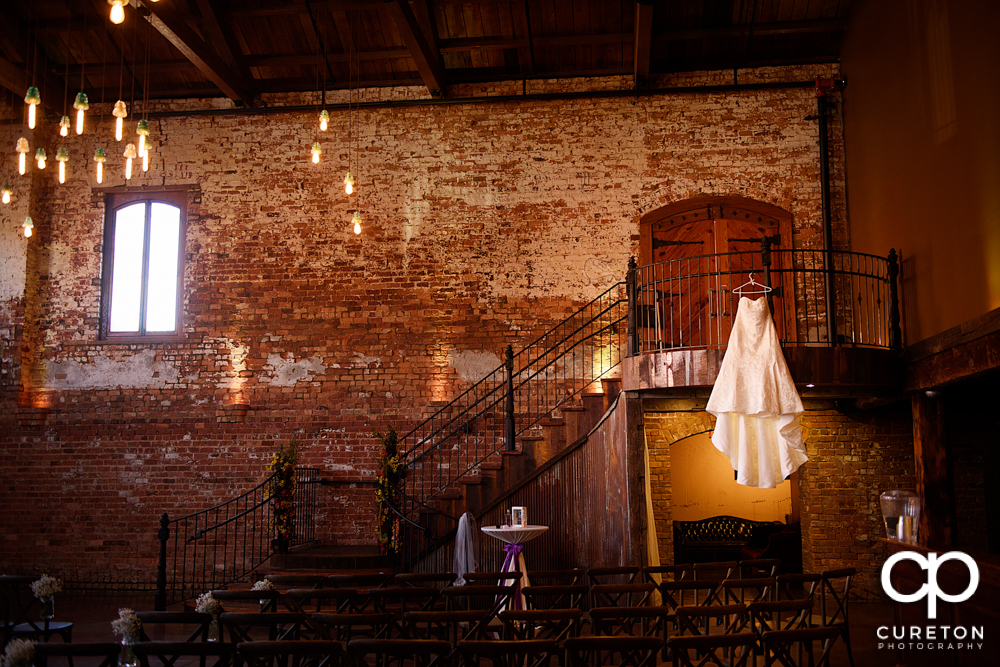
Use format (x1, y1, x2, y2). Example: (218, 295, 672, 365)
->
(510, 0, 534, 75)
(229, 1, 385, 19)
(194, 0, 250, 81)
(634, 1, 654, 89)
(662, 19, 848, 41)
(246, 50, 411, 68)
(385, 0, 445, 97)
(133, 0, 251, 104)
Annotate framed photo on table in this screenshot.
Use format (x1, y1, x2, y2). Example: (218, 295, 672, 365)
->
(511, 506, 526, 527)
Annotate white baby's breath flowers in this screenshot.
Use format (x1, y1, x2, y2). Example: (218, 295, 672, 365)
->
(30, 574, 63, 599)
(251, 580, 275, 592)
(195, 591, 223, 615)
(111, 607, 143, 641)
(1, 639, 35, 667)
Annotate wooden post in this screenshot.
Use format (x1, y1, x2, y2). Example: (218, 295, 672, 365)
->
(625, 392, 649, 569)
(911, 391, 953, 548)
(887, 248, 902, 351)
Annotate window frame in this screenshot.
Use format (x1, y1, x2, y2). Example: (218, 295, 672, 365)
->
(99, 189, 188, 341)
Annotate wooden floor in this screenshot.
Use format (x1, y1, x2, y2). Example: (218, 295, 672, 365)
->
(34, 590, 898, 666)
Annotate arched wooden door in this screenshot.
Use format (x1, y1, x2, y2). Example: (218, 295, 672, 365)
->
(638, 196, 795, 350)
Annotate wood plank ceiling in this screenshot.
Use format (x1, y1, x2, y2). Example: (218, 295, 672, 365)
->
(0, 0, 852, 107)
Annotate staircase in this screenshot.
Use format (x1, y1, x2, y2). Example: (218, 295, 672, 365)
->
(389, 279, 632, 570)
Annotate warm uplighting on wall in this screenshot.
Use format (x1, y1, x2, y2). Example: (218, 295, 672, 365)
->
(35, 148, 46, 170)
(74, 93, 89, 135)
(59, 116, 71, 137)
(93, 148, 106, 184)
(123, 143, 136, 180)
(24, 87, 40, 130)
(311, 141, 321, 164)
(113, 101, 127, 141)
(319, 110, 329, 131)
(56, 147, 69, 184)
(109, 0, 125, 24)
(22, 216, 33, 238)
(352, 211, 362, 235)
(344, 172, 355, 195)
(16, 138, 29, 175)
(2, 184, 11, 204)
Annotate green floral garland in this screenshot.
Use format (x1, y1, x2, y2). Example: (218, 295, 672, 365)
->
(270, 438, 299, 553)
(373, 428, 405, 553)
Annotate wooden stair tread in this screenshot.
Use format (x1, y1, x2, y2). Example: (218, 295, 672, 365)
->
(480, 461, 503, 470)
(560, 405, 587, 411)
(539, 418, 565, 426)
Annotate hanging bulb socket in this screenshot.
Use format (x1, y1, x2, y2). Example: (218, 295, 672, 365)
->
(344, 172, 355, 195)
(2, 183, 11, 204)
(16, 137, 29, 176)
(56, 147, 69, 184)
(22, 216, 34, 238)
(94, 147, 107, 184)
(109, 0, 125, 25)
(352, 211, 362, 235)
(59, 116, 71, 137)
(24, 86, 41, 129)
(73, 92, 89, 135)
(35, 148, 47, 169)
(319, 110, 330, 131)
(112, 100, 128, 141)
(311, 141, 322, 164)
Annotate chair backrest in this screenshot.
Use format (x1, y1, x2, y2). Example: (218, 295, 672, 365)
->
(132, 641, 234, 667)
(642, 564, 691, 584)
(521, 584, 588, 610)
(367, 586, 440, 614)
(748, 598, 813, 636)
(264, 574, 327, 589)
(220, 612, 306, 643)
(0, 576, 35, 631)
(441, 584, 515, 613)
(739, 559, 781, 578)
(693, 560, 738, 581)
(235, 640, 349, 667)
(526, 569, 585, 586)
(819, 568, 855, 627)
(210, 590, 280, 612)
(675, 603, 748, 636)
(135, 611, 213, 643)
(325, 573, 393, 610)
(311, 612, 395, 643)
(776, 573, 822, 601)
(498, 608, 583, 642)
(590, 583, 655, 608)
(284, 588, 355, 614)
(455, 639, 558, 667)
(564, 636, 661, 667)
(33, 642, 121, 667)
(394, 573, 457, 590)
(587, 566, 640, 587)
(461, 571, 522, 585)
(656, 580, 721, 611)
(720, 577, 776, 605)
(346, 638, 451, 667)
(667, 632, 757, 667)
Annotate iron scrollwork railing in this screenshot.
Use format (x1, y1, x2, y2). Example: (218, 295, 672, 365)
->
(394, 281, 629, 569)
(630, 248, 902, 353)
(154, 467, 319, 610)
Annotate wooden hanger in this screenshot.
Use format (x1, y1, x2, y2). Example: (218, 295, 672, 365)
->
(732, 273, 773, 296)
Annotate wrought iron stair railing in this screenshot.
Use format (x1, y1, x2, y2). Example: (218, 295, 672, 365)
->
(154, 467, 320, 610)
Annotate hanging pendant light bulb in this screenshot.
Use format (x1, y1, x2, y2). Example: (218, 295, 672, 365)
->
(319, 110, 329, 131)
(123, 143, 136, 180)
(16, 138, 29, 175)
(35, 148, 47, 170)
(2, 184, 11, 204)
(93, 148, 107, 184)
(108, 0, 125, 24)
(142, 141, 151, 172)
(24, 87, 41, 130)
(344, 172, 355, 195)
(59, 116, 71, 137)
(136, 120, 150, 156)
(311, 141, 321, 164)
(73, 92, 89, 135)
(352, 211, 362, 235)
(112, 100, 127, 142)
(56, 147, 69, 184)
(22, 216, 33, 238)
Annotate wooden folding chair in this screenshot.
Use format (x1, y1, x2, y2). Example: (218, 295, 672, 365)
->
(675, 603, 748, 637)
(1, 575, 35, 646)
(499, 607, 583, 642)
(325, 574, 393, 612)
(220, 612, 306, 644)
(346, 638, 451, 667)
(749, 599, 814, 664)
(526, 569, 585, 586)
(587, 566, 640, 587)
(132, 641, 234, 667)
(264, 575, 328, 590)
(33, 642, 120, 667)
(212, 590, 281, 613)
(590, 582, 655, 608)
(234, 640, 350, 667)
(311, 611, 394, 643)
(762, 626, 842, 667)
(775, 574, 822, 601)
(719, 577, 775, 607)
(564, 636, 661, 667)
(814, 568, 856, 667)
(284, 589, 355, 615)
(656, 580, 722, 613)
(402, 609, 490, 647)
(136, 611, 213, 643)
(643, 564, 692, 584)
(455, 639, 558, 667)
(693, 561, 738, 582)
(739, 559, 781, 578)
(440, 583, 516, 639)
(666, 632, 757, 667)
(521, 585, 588, 610)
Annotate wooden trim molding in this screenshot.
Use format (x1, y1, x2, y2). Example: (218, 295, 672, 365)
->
(904, 306, 1000, 391)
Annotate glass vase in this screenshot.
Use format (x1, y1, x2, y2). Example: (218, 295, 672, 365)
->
(118, 638, 138, 667)
(40, 596, 54, 620)
(880, 489, 921, 545)
(207, 615, 220, 642)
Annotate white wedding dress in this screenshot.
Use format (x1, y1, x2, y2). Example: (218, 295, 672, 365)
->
(706, 296, 808, 488)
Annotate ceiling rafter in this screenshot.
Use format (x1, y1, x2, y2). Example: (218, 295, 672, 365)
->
(131, 0, 252, 104)
(634, 1, 654, 88)
(194, 0, 250, 82)
(385, 0, 446, 97)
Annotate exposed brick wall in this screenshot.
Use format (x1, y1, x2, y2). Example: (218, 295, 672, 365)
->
(644, 399, 914, 598)
(0, 64, 850, 583)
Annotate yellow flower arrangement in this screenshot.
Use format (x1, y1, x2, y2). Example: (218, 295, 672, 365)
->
(269, 438, 299, 553)
(373, 428, 405, 553)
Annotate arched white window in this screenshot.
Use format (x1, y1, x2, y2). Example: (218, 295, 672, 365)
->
(100, 190, 186, 339)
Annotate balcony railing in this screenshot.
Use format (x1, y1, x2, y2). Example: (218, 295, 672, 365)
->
(628, 248, 902, 353)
